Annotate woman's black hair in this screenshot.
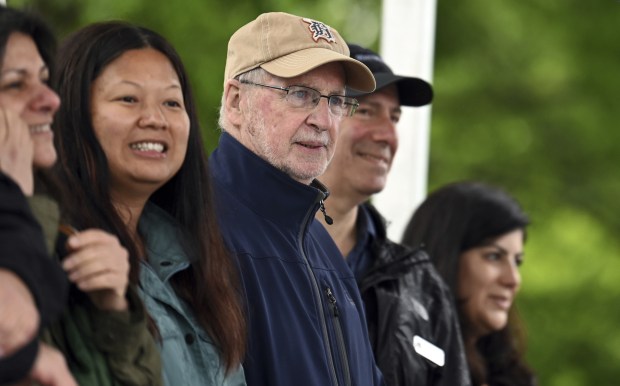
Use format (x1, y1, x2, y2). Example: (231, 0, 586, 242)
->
(52, 21, 246, 370)
(0, 5, 56, 76)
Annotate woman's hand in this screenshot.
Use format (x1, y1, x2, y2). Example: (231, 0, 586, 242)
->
(24, 343, 78, 386)
(0, 107, 34, 195)
(0, 270, 39, 358)
(62, 229, 130, 311)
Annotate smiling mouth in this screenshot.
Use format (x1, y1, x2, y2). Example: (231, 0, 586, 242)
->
(490, 296, 512, 310)
(29, 124, 51, 134)
(359, 152, 389, 164)
(297, 141, 325, 150)
(130, 142, 167, 153)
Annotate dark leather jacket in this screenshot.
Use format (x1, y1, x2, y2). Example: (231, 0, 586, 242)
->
(358, 204, 471, 386)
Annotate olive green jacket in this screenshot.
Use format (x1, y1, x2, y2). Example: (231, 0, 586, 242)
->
(30, 194, 163, 386)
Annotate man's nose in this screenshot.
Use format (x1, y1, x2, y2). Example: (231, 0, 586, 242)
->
(308, 97, 338, 132)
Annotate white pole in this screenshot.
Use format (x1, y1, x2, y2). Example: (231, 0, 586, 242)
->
(373, 0, 437, 242)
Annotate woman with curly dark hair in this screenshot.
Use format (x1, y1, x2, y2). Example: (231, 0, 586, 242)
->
(403, 181, 536, 386)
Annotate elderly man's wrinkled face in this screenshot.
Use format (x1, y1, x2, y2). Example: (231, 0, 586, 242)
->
(238, 62, 345, 185)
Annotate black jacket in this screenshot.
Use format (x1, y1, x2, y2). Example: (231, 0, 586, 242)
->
(357, 204, 471, 386)
(0, 172, 67, 384)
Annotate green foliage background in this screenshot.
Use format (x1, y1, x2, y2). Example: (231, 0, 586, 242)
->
(9, 0, 619, 384)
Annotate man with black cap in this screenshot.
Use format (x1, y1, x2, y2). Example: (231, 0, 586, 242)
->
(211, 13, 384, 386)
(317, 44, 471, 386)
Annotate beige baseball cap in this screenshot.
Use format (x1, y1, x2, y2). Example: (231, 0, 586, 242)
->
(224, 12, 376, 92)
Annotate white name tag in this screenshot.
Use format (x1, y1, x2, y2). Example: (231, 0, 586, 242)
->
(412, 335, 445, 367)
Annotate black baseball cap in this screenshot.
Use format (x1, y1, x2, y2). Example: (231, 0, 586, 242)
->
(346, 43, 433, 107)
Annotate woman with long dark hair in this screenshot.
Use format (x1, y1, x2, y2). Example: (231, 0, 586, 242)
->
(402, 181, 536, 386)
(52, 21, 246, 385)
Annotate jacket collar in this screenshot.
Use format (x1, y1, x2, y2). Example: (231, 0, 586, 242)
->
(210, 132, 330, 229)
(138, 202, 191, 282)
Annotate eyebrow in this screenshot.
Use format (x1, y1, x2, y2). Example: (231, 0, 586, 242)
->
(359, 100, 402, 114)
(292, 83, 346, 96)
(483, 243, 524, 258)
(0, 64, 49, 78)
(115, 80, 182, 90)
(491, 244, 509, 255)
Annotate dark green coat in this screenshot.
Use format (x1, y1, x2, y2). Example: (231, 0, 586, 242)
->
(30, 193, 162, 386)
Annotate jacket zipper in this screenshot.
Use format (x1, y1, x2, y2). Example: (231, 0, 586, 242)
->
(297, 191, 340, 386)
(325, 287, 352, 386)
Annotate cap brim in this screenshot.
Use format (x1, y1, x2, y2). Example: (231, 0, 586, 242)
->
(261, 47, 376, 92)
(348, 73, 433, 107)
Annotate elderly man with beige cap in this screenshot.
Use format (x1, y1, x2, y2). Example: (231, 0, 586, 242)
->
(209, 11, 384, 386)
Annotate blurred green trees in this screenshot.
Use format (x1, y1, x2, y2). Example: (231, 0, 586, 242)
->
(12, 0, 380, 150)
(431, 1, 620, 385)
(10, 0, 619, 384)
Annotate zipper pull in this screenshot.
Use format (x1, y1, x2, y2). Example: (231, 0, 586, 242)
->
(319, 200, 334, 225)
(325, 287, 339, 317)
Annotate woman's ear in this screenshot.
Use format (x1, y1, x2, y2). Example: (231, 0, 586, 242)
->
(224, 79, 243, 127)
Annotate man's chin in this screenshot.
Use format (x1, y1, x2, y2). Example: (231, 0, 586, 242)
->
(360, 179, 387, 196)
(282, 165, 325, 185)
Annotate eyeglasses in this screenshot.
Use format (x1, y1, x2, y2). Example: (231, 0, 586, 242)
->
(240, 80, 359, 117)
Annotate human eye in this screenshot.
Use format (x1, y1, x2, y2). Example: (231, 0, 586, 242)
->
(0, 80, 24, 91)
(164, 99, 184, 109)
(0, 74, 25, 91)
(328, 96, 346, 109)
(391, 112, 402, 124)
(354, 104, 375, 119)
(116, 95, 137, 103)
(483, 251, 503, 261)
(288, 86, 313, 103)
(40, 69, 51, 86)
(514, 255, 524, 267)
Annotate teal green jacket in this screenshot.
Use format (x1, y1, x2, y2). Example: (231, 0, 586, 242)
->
(138, 202, 246, 386)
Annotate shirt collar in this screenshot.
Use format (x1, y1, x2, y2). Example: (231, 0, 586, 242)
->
(345, 204, 378, 280)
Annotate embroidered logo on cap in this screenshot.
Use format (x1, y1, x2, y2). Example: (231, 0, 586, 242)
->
(302, 18, 336, 43)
